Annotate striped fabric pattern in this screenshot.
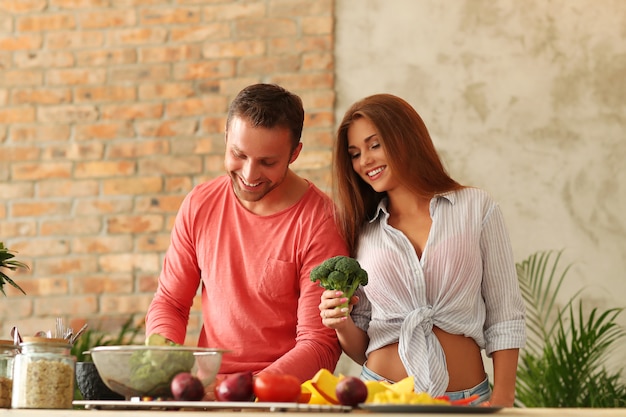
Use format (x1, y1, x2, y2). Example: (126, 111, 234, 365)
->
(350, 187, 526, 396)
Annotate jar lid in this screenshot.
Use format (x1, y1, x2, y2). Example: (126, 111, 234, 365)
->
(21, 336, 71, 346)
(0, 339, 16, 346)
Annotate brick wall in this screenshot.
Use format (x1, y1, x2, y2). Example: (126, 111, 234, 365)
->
(0, 0, 335, 344)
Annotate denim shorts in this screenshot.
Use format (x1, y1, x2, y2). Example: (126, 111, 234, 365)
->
(360, 363, 491, 406)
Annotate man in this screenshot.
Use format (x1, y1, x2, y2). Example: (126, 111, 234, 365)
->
(145, 83, 348, 382)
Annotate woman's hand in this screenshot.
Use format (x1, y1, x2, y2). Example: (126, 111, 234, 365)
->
(318, 290, 357, 329)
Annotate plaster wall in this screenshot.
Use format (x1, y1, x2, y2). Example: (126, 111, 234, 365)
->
(334, 0, 626, 376)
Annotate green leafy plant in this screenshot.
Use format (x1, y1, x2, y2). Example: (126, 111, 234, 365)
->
(0, 242, 28, 296)
(515, 250, 626, 407)
(71, 316, 144, 362)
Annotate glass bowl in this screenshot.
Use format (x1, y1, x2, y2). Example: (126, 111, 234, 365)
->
(88, 345, 227, 400)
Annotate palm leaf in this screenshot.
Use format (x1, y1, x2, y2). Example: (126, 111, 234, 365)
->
(515, 250, 626, 407)
(0, 242, 28, 296)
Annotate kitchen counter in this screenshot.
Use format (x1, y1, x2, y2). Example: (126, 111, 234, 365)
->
(1, 407, 625, 417)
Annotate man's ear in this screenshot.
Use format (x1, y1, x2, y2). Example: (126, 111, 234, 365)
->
(289, 142, 303, 164)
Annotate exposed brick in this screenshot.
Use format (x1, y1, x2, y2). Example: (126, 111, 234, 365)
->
(72, 235, 133, 254)
(12, 200, 73, 218)
(0, 220, 37, 239)
(165, 96, 229, 118)
(0, 183, 35, 199)
(0, 298, 33, 321)
(173, 60, 236, 80)
(47, 68, 107, 85)
(1, 0, 336, 333)
(135, 119, 198, 137)
(41, 142, 104, 160)
(16, 277, 70, 296)
(47, 31, 104, 49)
(302, 51, 333, 71)
(300, 89, 335, 109)
(138, 82, 196, 100)
(139, 7, 201, 25)
(269, 35, 332, 54)
(108, 27, 168, 46)
(11, 88, 72, 105)
(202, 40, 265, 58)
(203, 155, 225, 175)
(234, 18, 297, 38)
(49, 0, 110, 9)
(0, 70, 43, 87)
(270, 0, 332, 17)
(74, 160, 136, 178)
(13, 50, 75, 68)
(74, 85, 137, 103)
(0, 145, 40, 162)
(98, 252, 161, 273)
(164, 176, 193, 193)
(272, 72, 334, 91)
(170, 23, 230, 42)
(201, 115, 226, 134)
(37, 179, 100, 198)
(302, 129, 333, 148)
(0, 107, 36, 123)
(37, 105, 99, 123)
(108, 64, 170, 83)
(138, 44, 201, 63)
(102, 176, 163, 195)
(238, 55, 301, 76)
(16, 14, 76, 32)
(75, 48, 137, 66)
(0, 34, 43, 50)
(35, 255, 99, 276)
(134, 233, 171, 252)
(203, 2, 266, 21)
(138, 155, 203, 175)
(11, 161, 72, 180)
(135, 195, 186, 213)
(0, 0, 46, 13)
(137, 273, 159, 292)
(73, 274, 134, 294)
(41, 217, 103, 236)
(301, 15, 334, 35)
(34, 295, 98, 316)
(107, 140, 169, 159)
(305, 110, 333, 128)
(74, 197, 134, 215)
(9, 238, 69, 257)
(78, 9, 137, 29)
(10, 124, 71, 143)
(100, 293, 153, 314)
(74, 122, 135, 141)
(100, 102, 164, 120)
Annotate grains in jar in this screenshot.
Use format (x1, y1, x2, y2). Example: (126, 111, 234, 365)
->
(11, 337, 75, 409)
(0, 340, 18, 409)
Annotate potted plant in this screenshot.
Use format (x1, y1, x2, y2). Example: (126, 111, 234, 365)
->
(0, 242, 28, 296)
(515, 250, 626, 407)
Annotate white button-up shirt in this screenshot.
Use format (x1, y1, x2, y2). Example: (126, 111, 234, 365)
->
(351, 187, 526, 396)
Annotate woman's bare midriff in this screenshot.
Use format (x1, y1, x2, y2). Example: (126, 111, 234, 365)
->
(365, 326, 485, 391)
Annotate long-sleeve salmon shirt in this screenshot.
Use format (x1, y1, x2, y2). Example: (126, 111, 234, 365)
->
(145, 175, 348, 382)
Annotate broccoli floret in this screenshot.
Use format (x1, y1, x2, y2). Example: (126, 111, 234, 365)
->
(310, 256, 368, 310)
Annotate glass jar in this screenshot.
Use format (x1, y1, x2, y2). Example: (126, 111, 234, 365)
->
(12, 337, 75, 409)
(0, 340, 18, 408)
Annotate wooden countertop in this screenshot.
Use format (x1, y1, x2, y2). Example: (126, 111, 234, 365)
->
(1, 407, 625, 417)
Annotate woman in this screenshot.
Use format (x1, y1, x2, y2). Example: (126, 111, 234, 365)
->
(319, 94, 526, 407)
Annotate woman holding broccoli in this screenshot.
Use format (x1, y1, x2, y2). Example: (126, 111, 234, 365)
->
(318, 94, 526, 407)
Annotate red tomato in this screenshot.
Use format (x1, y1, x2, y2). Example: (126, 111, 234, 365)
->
(253, 373, 301, 403)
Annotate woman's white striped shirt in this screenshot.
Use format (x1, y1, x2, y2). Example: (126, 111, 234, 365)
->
(351, 187, 526, 396)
